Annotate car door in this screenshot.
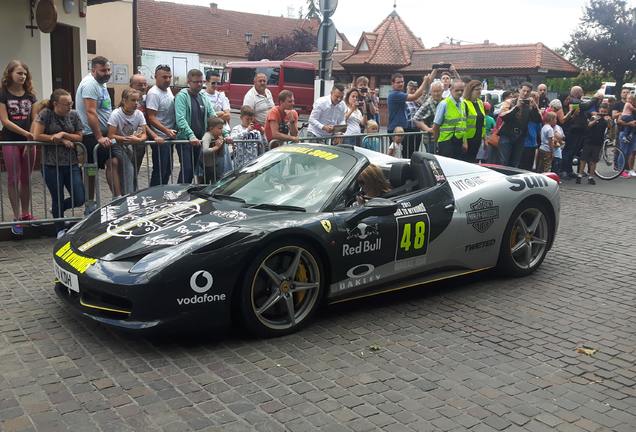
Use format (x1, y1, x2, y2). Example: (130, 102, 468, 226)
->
(325, 157, 454, 300)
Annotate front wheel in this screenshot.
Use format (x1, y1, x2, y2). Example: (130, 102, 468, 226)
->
(497, 202, 553, 276)
(239, 242, 324, 337)
(595, 143, 625, 180)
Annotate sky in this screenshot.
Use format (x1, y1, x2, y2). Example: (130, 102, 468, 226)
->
(161, 0, 635, 50)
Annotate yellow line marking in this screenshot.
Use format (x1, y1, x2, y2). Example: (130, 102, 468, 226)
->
(329, 267, 491, 304)
(80, 298, 131, 315)
(78, 198, 206, 252)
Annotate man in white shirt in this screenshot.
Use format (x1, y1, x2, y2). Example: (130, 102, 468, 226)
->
(242, 73, 274, 125)
(307, 84, 346, 138)
(146, 64, 176, 186)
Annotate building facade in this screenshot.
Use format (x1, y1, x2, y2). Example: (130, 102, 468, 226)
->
(0, 0, 112, 100)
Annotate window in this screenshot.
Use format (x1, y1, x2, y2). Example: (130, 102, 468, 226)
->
(283, 68, 315, 85)
(87, 39, 96, 54)
(230, 68, 257, 84)
(256, 67, 280, 85)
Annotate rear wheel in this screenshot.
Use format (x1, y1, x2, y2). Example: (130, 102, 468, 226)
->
(239, 242, 323, 337)
(595, 142, 625, 180)
(497, 201, 553, 276)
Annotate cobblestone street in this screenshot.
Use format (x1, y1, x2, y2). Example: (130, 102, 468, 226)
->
(1, 188, 634, 432)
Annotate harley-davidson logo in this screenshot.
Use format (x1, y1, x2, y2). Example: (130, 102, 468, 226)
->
(466, 198, 499, 233)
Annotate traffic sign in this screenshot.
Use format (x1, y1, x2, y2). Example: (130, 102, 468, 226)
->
(317, 18, 337, 53)
(319, 0, 338, 16)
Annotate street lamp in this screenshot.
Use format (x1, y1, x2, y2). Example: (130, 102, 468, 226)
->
(244, 32, 253, 46)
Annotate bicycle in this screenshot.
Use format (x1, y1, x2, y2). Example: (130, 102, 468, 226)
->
(594, 138, 626, 180)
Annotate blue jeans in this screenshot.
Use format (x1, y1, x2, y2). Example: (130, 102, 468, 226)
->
(150, 142, 173, 186)
(498, 134, 525, 167)
(43, 164, 85, 231)
(175, 142, 201, 184)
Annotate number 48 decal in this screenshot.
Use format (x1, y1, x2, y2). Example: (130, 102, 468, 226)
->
(395, 214, 430, 260)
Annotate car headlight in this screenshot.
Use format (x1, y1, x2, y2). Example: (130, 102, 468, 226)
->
(129, 226, 239, 274)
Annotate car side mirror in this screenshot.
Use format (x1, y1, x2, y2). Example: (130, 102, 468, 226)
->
(345, 198, 398, 228)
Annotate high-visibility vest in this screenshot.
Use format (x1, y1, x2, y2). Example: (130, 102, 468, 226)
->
(438, 96, 466, 142)
(463, 99, 486, 139)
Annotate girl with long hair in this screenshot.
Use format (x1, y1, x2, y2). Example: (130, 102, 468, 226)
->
(0, 60, 37, 235)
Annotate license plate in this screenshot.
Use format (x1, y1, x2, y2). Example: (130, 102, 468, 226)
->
(54, 261, 79, 293)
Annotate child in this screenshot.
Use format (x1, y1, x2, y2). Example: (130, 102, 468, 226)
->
(388, 126, 404, 158)
(618, 94, 635, 177)
(361, 120, 381, 152)
(107, 88, 146, 196)
(552, 124, 564, 175)
(230, 105, 264, 169)
(201, 117, 231, 183)
(537, 112, 557, 173)
(578, 104, 611, 185)
(619, 93, 635, 145)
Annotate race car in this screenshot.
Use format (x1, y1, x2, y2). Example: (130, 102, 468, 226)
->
(53, 144, 560, 337)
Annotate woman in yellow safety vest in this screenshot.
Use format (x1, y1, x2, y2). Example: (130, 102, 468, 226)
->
(462, 80, 486, 163)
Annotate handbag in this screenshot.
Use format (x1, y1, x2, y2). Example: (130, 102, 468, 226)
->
(486, 115, 504, 147)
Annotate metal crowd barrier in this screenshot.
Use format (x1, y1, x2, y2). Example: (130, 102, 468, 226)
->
(91, 138, 264, 208)
(0, 141, 87, 228)
(295, 130, 430, 156)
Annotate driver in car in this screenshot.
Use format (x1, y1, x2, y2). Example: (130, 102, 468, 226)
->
(355, 164, 391, 205)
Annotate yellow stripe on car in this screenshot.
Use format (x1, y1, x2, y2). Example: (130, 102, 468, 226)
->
(55, 242, 96, 273)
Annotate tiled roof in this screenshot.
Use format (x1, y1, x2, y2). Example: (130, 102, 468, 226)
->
(402, 43, 579, 74)
(340, 11, 424, 66)
(337, 31, 355, 50)
(137, 0, 319, 57)
(289, 42, 578, 76)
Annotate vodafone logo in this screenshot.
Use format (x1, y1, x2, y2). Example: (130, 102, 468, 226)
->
(177, 270, 225, 306)
(190, 270, 213, 293)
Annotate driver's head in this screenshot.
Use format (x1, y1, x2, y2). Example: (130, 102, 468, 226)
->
(357, 164, 391, 198)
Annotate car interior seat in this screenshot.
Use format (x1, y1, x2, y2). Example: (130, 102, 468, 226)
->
(383, 163, 418, 197)
(410, 152, 437, 190)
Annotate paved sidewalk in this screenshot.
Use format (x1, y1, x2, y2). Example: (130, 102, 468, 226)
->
(0, 188, 635, 432)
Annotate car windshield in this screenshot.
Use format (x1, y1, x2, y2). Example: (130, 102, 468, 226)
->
(205, 145, 357, 212)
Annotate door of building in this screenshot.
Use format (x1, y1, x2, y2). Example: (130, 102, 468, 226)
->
(50, 24, 78, 96)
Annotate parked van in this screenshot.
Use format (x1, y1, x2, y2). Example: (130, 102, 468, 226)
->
(217, 60, 316, 114)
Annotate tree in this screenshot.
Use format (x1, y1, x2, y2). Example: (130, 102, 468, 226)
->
(562, 0, 635, 89)
(546, 71, 613, 95)
(306, 0, 321, 19)
(248, 29, 317, 61)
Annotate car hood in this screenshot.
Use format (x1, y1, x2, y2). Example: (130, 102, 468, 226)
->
(70, 185, 283, 261)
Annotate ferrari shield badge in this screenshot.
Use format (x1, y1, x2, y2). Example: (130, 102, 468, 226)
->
(320, 220, 332, 233)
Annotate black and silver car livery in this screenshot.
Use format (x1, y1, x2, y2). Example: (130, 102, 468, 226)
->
(52, 144, 560, 336)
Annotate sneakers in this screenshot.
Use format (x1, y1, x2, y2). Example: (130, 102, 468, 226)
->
(629, 170, 636, 177)
(588, 177, 596, 185)
(575, 176, 582, 184)
(56, 229, 67, 239)
(620, 171, 630, 178)
(11, 220, 23, 236)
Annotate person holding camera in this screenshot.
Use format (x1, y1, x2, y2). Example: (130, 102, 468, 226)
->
(496, 82, 540, 167)
(355, 76, 375, 130)
(577, 103, 612, 184)
(344, 88, 366, 145)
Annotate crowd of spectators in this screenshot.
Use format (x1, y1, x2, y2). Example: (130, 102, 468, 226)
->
(1, 55, 635, 238)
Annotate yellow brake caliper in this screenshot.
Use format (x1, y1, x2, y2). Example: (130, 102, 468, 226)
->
(294, 262, 308, 304)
